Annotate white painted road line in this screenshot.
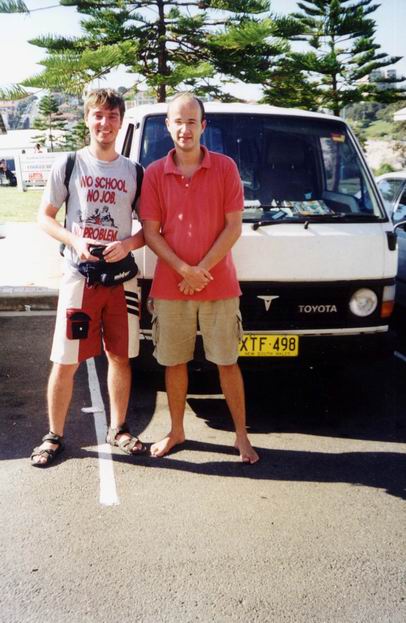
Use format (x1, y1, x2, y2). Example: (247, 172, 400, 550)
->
(86, 358, 119, 507)
(394, 351, 406, 364)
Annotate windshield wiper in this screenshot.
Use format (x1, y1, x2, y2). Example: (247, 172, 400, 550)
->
(252, 212, 381, 230)
(250, 208, 292, 229)
(252, 218, 291, 230)
(304, 213, 381, 222)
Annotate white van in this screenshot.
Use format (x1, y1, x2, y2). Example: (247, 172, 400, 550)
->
(119, 103, 397, 364)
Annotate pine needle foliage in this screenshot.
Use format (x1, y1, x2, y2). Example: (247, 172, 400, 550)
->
(0, 0, 28, 13)
(285, 0, 405, 115)
(18, 0, 287, 101)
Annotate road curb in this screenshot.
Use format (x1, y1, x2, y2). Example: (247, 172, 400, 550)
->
(0, 287, 58, 311)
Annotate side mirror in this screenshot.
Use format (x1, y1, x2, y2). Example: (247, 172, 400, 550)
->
(394, 220, 406, 233)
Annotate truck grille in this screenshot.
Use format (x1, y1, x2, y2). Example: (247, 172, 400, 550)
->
(239, 281, 389, 331)
(139, 279, 392, 331)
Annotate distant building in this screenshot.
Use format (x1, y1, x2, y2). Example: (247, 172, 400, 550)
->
(0, 100, 19, 129)
(0, 100, 19, 113)
(125, 91, 156, 108)
(369, 69, 398, 90)
(394, 107, 406, 122)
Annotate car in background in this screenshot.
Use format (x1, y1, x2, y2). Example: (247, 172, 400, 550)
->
(376, 171, 406, 307)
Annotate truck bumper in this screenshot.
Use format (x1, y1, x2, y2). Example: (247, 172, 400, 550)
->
(136, 328, 395, 371)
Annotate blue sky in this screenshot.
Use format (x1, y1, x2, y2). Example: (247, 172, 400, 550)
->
(0, 0, 405, 98)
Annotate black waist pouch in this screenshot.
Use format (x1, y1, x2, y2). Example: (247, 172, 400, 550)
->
(77, 253, 138, 287)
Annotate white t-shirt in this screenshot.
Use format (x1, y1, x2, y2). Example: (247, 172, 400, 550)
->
(41, 147, 140, 265)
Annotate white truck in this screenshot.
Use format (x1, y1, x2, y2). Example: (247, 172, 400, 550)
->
(118, 102, 397, 365)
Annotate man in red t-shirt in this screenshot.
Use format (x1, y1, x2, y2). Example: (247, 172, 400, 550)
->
(140, 93, 259, 464)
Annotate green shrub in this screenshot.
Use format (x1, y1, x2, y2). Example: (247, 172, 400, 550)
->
(373, 163, 396, 176)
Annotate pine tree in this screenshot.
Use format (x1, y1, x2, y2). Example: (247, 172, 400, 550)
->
(20, 0, 287, 102)
(261, 57, 320, 110)
(32, 95, 67, 152)
(286, 0, 405, 115)
(62, 120, 90, 151)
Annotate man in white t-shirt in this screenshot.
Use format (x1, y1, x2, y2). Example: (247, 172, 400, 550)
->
(31, 89, 146, 467)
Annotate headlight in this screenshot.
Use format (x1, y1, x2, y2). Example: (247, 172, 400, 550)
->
(349, 288, 378, 317)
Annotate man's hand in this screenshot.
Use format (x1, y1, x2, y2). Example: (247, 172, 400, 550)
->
(103, 240, 130, 262)
(178, 279, 196, 295)
(72, 237, 100, 262)
(180, 265, 213, 291)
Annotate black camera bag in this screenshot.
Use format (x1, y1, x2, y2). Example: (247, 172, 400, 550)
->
(77, 253, 138, 287)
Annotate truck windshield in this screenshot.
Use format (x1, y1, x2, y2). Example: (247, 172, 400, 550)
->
(140, 113, 384, 223)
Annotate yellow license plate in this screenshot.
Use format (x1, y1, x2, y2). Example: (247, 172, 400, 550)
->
(239, 334, 299, 357)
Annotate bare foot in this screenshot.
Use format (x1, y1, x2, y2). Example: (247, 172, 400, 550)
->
(234, 436, 259, 464)
(150, 433, 185, 458)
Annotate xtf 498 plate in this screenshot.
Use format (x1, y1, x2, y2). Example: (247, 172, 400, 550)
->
(239, 334, 299, 357)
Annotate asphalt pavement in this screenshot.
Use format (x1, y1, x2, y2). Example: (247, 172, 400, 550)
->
(1, 314, 406, 623)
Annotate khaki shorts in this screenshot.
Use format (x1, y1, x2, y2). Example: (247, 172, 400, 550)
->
(151, 298, 243, 366)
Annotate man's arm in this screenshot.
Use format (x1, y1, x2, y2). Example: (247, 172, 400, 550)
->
(198, 210, 242, 272)
(38, 202, 98, 262)
(143, 220, 212, 290)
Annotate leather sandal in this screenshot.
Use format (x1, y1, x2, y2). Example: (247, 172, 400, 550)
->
(106, 424, 147, 456)
(31, 432, 64, 467)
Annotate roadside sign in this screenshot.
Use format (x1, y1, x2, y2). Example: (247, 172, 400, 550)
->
(14, 152, 68, 190)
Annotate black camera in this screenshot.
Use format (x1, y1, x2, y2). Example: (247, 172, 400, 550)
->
(89, 245, 106, 259)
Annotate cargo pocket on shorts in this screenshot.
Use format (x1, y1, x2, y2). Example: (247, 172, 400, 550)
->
(66, 309, 91, 340)
(151, 312, 159, 347)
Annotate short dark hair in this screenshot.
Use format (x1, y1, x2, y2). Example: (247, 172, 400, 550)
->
(84, 88, 126, 121)
(167, 92, 206, 122)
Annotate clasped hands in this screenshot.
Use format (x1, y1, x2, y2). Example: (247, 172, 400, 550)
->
(178, 265, 213, 295)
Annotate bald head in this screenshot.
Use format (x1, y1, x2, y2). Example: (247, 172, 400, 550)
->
(167, 93, 206, 122)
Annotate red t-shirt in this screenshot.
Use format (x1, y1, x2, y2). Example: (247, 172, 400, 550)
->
(139, 146, 243, 300)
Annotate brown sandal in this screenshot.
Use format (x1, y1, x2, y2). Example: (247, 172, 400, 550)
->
(106, 424, 147, 456)
(31, 432, 64, 467)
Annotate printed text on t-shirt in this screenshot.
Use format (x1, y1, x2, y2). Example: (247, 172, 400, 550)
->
(80, 175, 128, 205)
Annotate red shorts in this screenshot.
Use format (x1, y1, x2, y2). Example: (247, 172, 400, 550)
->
(51, 268, 140, 364)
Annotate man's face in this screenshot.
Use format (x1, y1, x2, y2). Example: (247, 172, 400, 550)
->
(166, 97, 206, 153)
(85, 105, 122, 148)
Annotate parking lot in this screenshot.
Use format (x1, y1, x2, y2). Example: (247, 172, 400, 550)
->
(1, 311, 405, 623)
